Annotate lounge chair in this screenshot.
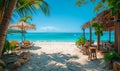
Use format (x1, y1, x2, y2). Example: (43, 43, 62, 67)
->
(22, 41, 33, 49)
(10, 40, 21, 50)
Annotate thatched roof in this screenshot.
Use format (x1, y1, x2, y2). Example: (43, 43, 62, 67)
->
(82, 10, 115, 31)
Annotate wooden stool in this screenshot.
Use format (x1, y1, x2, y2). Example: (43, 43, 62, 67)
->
(88, 47, 97, 60)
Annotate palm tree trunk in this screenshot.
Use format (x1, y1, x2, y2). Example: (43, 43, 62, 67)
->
(97, 34, 100, 50)
(0, 0, 7, 23)
(0, 0, 18, 56)
(0, 9, 4, 23)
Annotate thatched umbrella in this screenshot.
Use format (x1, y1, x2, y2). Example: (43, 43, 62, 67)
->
(9, 21, 35, 41)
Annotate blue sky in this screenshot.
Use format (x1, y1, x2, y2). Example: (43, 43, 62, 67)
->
(12, 0, 98, 33)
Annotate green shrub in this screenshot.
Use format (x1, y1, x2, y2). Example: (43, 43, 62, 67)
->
(104, 51, 120, 63)
(76, 36, 85, 46)
(2, 40, 15, 55)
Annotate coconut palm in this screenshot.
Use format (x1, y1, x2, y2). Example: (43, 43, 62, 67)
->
(0, 0, 49, 56)
(92, 22, 103, 50)
(0, 0, 49, 23)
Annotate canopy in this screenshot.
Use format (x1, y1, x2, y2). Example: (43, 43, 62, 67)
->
(9, 21, 35, 41)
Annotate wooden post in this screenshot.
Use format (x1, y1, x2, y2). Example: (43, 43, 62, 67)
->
(108, 29, 111, 42)
(114, 21, 118, 50)
(97, 34, 100, 50)
(90, 25, 92, 46)
(117, 21, 120, 54)
(116, 11, 120, 54)
(83, 29, 85, 40)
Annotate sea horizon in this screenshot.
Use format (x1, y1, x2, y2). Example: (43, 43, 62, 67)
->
(7, 32, 114, 42)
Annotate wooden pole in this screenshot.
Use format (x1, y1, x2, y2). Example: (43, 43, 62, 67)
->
(116, 19, 120, 54)
(114, 22, 117, 50)
(97, 34, 100, 50)
(118, 23, 120, 54)
(90, 25, 92, 46)
(108, 29, 111, 42)
(83, 29, 85, 40)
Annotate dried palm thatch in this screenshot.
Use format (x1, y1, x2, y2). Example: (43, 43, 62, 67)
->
(9, 21, 36, 41)
(82, 10, 115, 31)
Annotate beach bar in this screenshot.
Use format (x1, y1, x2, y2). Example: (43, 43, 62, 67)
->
(81, 10, 120, 53)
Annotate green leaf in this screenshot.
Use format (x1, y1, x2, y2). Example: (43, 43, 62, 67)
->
(94, 2, 103, 12)
(75, 0, 87, 6)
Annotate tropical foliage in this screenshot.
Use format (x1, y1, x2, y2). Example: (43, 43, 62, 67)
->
(104, 51, 120, 69)
(16, 0, 50, 16)
(0, 0, 50, 56)
(2, 40, 15, 55)
(92, 22, 103, 36)
(0, 0, 50, 22)
(20, 15, 32, 22)
(104, 51, 120, 63)
(75, 0, 120, 14)
(92, 22, 103, 50)
(76, 36, 86, 46)
(20, 15, 35, 26)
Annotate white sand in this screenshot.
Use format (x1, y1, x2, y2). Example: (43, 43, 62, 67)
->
(16, 42, 107, 71)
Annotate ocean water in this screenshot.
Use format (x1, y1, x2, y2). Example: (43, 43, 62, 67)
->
(7, 32, 114, 42)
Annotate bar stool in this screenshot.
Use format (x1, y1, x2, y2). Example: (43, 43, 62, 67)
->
(88, 47, 97, 60)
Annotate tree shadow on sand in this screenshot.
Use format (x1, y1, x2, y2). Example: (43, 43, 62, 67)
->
(28, 46, 42, 50)
(15, 52, 106, 71)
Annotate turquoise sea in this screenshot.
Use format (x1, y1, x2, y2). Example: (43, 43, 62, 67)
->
(7, 32, 114, 42)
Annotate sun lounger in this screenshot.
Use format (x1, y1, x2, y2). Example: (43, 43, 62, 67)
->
(22, 41, 33, 49)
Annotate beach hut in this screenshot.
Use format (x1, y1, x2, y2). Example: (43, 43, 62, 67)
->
(9, 21, 35, 41)
(82, 10, 115, 50)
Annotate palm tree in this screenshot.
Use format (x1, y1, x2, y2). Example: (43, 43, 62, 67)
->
(92, 22, 103, 50)
(20, 15, 34, 41)
(0, 0, 49, 56)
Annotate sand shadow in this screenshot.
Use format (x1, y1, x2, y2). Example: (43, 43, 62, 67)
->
(15, 52, 106, 71)
(29, 46, 42, 50)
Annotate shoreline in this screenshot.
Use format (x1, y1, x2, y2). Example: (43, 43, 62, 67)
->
(32, 41, 76, 42)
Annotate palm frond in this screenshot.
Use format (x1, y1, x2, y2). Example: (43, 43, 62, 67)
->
(15, 0, 50, 17)
(75, 0, 87, 6)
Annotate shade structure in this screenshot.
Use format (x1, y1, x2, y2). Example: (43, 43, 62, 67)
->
(82, 10, 115, 31)
(9, 21, 35, 41)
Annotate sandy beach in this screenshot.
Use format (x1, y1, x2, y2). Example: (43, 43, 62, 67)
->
(15, 42, 106, 71)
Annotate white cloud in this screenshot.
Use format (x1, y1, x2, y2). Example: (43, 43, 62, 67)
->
(40, 26, 58, 32)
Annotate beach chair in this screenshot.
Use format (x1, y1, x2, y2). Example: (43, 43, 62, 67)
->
(10, 40, 21, 50)
(88, 47, 97, 60)
(22, 41, 33, 49)
(83, 43, 89, 55)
